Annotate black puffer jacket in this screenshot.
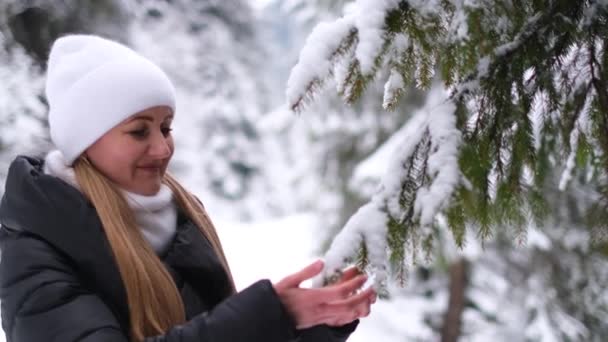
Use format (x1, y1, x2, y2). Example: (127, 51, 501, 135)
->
(0, 156, 358, 341)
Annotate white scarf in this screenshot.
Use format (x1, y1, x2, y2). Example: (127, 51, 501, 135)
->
(44, 150, 177, 255)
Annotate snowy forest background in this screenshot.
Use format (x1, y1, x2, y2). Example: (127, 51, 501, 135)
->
(1, 0, 607, 341)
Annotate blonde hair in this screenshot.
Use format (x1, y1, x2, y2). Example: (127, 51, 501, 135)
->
(73, 157, 235, 341)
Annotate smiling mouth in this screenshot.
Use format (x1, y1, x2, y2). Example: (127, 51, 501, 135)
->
(137, 166, 163, 173)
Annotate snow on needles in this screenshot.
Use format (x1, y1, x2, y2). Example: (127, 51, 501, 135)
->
(384, 83, 460, 226)
(414, 85, 460, 227)
(354, 0, 400, 75)
(286, 0, 400, 110)
(317, 84, 462, 291)
(383, 68, 405, 109)
(382, 108, 429, 219)
(316, 198, 389, 290)
(286, 16, 354, 110)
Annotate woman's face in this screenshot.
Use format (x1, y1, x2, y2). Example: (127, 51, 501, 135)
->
(85, 106, 174, 195)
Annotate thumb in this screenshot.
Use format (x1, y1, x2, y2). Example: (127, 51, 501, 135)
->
(279, 260, 324, 288)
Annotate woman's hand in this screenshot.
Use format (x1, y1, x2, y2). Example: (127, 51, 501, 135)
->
(273, 260, 376, 329)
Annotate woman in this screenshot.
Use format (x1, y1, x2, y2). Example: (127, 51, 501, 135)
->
(0, 35, 375, 341)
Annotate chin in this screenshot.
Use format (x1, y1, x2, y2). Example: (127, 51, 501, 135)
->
(134, 182, 162, 196)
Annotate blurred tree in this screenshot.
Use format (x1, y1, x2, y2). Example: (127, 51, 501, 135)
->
(1, 0, 130, 65)
(0, 0, 130, 188)
(129, 0, 280, 219)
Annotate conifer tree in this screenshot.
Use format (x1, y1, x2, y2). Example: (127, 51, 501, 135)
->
(287, 0, 608, 290)
(0, 0, 131, 189)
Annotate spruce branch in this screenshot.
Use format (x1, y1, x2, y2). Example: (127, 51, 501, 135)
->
(288, 26, 358, 113)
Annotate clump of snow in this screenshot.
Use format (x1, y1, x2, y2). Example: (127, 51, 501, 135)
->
(382, 108, 429, 218)
(286, 16, 355, 110)
(409, 0, 444, 17)
(414, 85, 460, 227)
(353, 0, 400, 75)
(314, 199, 389, 290)
(446, 0, 470, 41)
(383, 68, 405, 109)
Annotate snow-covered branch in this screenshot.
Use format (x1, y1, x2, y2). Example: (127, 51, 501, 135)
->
(286, 17, 356, 112)
(316, 84, 462, 291)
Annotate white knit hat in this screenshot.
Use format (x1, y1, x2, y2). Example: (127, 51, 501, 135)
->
(45, 34, 176, 165)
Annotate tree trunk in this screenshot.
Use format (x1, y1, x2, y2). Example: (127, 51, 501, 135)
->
(441, 258, 468, 342)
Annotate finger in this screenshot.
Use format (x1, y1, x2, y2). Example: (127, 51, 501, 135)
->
(279, 260, 324, 289)
(326, 286, 376, 313)
(336, 267, 364, 297)
(357, 292, 375, 317)
(322, 274, 368, 301)
(327, 316, 357, 327)
(309, 299, 369, 328)
(362, 304, 371, 317)
(338, 266, 361, 283)
(299, 308, 356, 330)
(307, 312, 355, 328)
(313, 292, 374, 327)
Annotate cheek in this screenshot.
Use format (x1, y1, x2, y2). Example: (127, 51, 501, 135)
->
(87, 139, 146, 181)
(104, 144, 142, 163)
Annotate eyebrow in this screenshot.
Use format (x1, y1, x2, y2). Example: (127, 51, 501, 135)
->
(128, 114, 174, 123)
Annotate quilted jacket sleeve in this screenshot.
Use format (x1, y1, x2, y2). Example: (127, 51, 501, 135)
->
(0, 228, 296, 342)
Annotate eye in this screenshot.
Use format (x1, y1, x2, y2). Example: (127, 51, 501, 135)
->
(129, 128, 149, 139)
(161, 127, 173, 137)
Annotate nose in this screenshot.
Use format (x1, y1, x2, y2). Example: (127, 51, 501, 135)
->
(148, 134, 172, 159)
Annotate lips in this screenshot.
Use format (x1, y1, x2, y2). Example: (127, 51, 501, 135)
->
(137, 163, 164, 174)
